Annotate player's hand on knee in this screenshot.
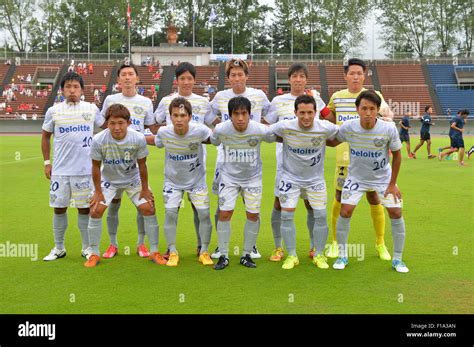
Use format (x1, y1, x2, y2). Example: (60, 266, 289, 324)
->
(90, 191, 106, 214)
(384, 184, 401, 203)
(140, 188, 154, 206)
(44, 164, 52, 179)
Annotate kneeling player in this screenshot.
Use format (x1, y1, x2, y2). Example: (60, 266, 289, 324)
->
(330, 90, 409, 273)
(210, 96, 275, 270)
(270, 94, 338, 269)
(146, 97, 214, 266)
(85, 104, 165, 267)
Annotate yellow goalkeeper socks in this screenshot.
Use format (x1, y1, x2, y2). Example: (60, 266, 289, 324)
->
(370, 203, 385, 245)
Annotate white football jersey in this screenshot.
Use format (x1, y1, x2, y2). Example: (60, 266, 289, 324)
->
(336, 119, 402, 186)
(42, 101, 104, 176)
(210, 120, 275, 183)
(154, 92, 215, 125)
(155, 123, 212, 190)
(270, 119, 338, 184)
(90, 128, 149, 186)
(210, 87, 270, 123)
(101, 93, 154, 133)
(265, 92, 327, 171)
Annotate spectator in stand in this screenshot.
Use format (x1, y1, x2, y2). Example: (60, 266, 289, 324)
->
(277, 87, 283, 95)
(0, 101, 5, 111)
(211, 71, 218, 80)
(5, 59, 11, 65)
(32, 113, 38, 120)
(68, 64, 75, 72)
(88, 63, 94, 74)
(21, 113, 27, 120)
(148, 64, 154, 73)
(154, 84, 160, 94)
(103, 69, 108, 78)
(6, 105, 13, 114)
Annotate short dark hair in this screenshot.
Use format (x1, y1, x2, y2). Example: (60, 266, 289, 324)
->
(355, 90, 382, 108)
(459, 109, 470, 116)
(175, 62, 196, 80)
(344, 58, 367, 74)
(117, 62, 138, 77)
(105, 103, 130, 121)
(60, 72, 84, 89)
(288, 63, 308, 78)
(424, 105, 432, 112)
(169, 97, 192, 116)
(294, 94, 317, 112)
(228, 96, 251, 117)
(225, 58, 249, 77)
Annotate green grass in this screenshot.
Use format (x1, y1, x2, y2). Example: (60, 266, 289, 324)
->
(0, 135, 473, 314)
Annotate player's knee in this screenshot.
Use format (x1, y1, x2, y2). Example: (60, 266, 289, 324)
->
(90, 207, 106, 219)
(387, 208, 402, 219)
(54, 208, 67, 214)
(246, 212, 259, 222)
(366, 192, 380, 205)
(138, 204, 155, 216)
(273, 197, 281, 210)
(339, 207, 353, 218)
(218, 210, 233, 221)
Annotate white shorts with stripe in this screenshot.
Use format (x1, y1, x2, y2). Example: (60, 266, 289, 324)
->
(98, 177, 151, 207)
(163, 178, 210, 209)
(49, 175, 92, 208)
(277, 176, 327, 210)
(341, 177, 403, 208)
(217, 175, 262, 214)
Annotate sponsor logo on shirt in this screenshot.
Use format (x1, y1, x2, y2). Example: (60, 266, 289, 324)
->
(287, 144, 319, 155)
(58, 125, 91, 133)
(168, 153, 198, 161)
(338, 114, 359, 122)
(350, 148, 382, 158)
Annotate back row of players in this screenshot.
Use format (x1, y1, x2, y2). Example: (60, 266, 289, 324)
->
(41, 58, 409, 273)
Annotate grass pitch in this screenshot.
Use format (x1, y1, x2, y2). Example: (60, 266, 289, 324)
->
(0, 135, 473, 314)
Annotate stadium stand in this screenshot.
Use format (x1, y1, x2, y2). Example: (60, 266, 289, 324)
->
(80, 64, 114, 107)
(377, 64, 437, 116)
(428, 64, 474, 116)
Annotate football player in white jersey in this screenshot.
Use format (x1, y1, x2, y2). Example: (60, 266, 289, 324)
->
(210, 96, 276, 270)
(154, 62, 217, 258)
(210, 58, 270, 260)
(269, 94, 338, 270)
(42, 72, 106, 261)
(146, 97, 214, 267)
(328, 90, 409, 273)
(263, 63, 331, 262)
(100, 63, 158, 260)
(84, 104, 165, 267)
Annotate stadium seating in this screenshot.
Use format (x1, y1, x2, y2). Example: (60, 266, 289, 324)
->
(377, 64, 437, 116)
(80, 64, 113, 106)
(326, 64, 374, 97)
(428, 64, 474, 116)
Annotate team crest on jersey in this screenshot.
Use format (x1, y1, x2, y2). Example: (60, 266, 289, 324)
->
(50, 194, 57, 202)
(188, 142, 199, 151)
(373, 137, 385, 147)
(133, 106, 144, 115)
(246, 186, 262, 194)
(247, 138, 258, 147)
(251, 100, 256, 109)
(311, 137, 323, 147)
(193, 105, 200, 114)
(279, 194, 288, 203)
(82, 112, 92, 121)
(342, 192, 352, 200)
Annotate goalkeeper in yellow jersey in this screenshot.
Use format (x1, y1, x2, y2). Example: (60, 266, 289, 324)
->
(324, 58, 393, 261)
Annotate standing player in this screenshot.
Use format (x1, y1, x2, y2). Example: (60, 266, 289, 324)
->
(330, 90, 409, 273)
(209, 58, 270, 260)
(411, 105, 437, 159)
(399, 112, 413, 158)
(85, 104, 164, 267)
(154, 62, 217, 257)
(42, 72, 105, 261)
(210, 96, 275, 270)
(439, 109, 469, 165)
(263, 63, 331, 261)
(325, 58, 393, 261)
(269, 95, 338, 269)
(147, 97, 214, 266)
(100, 63, 158, 259)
